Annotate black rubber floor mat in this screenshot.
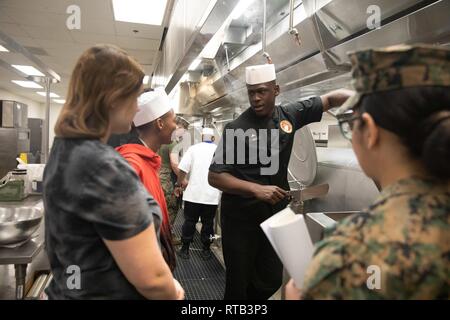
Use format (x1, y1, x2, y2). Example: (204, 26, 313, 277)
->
(172, 207, 225, 300)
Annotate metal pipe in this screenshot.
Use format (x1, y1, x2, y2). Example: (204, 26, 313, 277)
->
(261, 0, 272, 63)
(288, 0, 301, 45)
(211, 122, 220, 135)
(224, 44, 230, 71)
(262, 0, 267, 54)
(41, 78, 51, 164)
(213, 118, 234, 124)
(0, 31, 60, 82)
(289, 0, 295, 32)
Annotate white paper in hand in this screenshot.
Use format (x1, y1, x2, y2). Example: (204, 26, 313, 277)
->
(260, 207, 314, 288)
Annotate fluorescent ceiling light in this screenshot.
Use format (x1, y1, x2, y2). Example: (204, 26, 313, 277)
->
(53, 99, 66, 104)
(12, 65, 45, 76)
(11, 80, 43, 89)
(188, 59, 201, 71)
(143, 75, 150, 85)
(0, 45, 9, 52)
(36, 91, 59, 98)
(112, 0, 167, 25)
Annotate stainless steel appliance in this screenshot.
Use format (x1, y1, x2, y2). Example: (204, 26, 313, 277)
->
(0, 127, 31, 178)
(0, 100, 14, 127)
(305, 211, 357, 244)
(0, 100, 28, 129)
(0, 100, 31, 178)
(28, 118, 43, 164)
(155, 0, 450, 115)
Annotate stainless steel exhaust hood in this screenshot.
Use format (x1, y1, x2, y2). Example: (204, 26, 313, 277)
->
(157, 0, 450, 115)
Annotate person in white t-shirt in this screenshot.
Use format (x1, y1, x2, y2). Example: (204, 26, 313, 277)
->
(176, 127, 221, 260)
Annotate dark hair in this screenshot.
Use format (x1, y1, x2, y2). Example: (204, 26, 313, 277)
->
(107, 125, 140, 148)
(357, 86, 450, 180)
(107, 89, 154, 148)
(135, 121, 153, 134)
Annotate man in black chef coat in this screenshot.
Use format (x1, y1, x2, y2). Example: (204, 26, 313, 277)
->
(208, 63, 353, 300)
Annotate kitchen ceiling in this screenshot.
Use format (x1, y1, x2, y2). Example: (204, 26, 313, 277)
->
(0, 0, 173, 104)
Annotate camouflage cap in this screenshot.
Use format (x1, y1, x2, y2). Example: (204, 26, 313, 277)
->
(336, 44, 450, 115)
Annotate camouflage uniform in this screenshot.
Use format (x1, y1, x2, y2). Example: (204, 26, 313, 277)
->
(159, 142, 179, 225)
(303, 45, 450, 299)
(303, 178, 450, 299)
(336, 44, 450, 113)
(160, 167, 178, 225)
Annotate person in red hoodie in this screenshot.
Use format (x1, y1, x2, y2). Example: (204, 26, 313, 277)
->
(116, 89, 178, 271)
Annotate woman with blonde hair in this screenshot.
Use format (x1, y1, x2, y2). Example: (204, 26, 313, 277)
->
(43, 44, 184, 299)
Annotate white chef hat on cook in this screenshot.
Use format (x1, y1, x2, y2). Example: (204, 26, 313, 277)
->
(245, 64, 276, 85)
(202, 127, 214, 136)
(133, 89, 172, 127)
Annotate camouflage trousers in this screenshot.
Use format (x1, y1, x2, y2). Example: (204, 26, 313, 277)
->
(160, 167, 179, 226)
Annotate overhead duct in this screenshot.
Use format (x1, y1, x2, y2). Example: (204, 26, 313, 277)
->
(168, 0, 450, 115)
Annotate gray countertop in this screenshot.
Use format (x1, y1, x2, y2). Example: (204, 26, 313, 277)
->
(0, 195, 45, 265)
(0, 194, 43, 208)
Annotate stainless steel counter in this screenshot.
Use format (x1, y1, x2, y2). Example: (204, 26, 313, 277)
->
(305, 211, 358, 244)
(0, 194, 43, 209)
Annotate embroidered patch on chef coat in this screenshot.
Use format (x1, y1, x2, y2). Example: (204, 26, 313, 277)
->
(280, 120, 293, 133)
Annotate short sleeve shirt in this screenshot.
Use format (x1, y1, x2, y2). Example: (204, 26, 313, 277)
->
(43, 138, 162, 299)
(209, 97, 323, 224)
(178, 142, 221, 205)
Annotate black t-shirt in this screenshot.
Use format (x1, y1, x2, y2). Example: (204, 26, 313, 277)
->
(209, 97, 323, 224)
(43, 138, 162, 299)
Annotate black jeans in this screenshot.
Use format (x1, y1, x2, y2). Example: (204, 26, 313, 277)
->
(181, 201, 217, 247)
(221, 214, 283, 300)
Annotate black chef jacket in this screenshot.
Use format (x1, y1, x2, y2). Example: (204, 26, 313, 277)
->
(209, 96, 323, 225)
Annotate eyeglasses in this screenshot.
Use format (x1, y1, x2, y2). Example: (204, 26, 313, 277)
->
(337, 114, 362, 141)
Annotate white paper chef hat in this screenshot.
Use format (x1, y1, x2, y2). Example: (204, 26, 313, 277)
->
(202, 127, 214, 141)
(202, 127, 214, 136)
(133, 89, 172, 127)
(245, 64, 276, 85)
